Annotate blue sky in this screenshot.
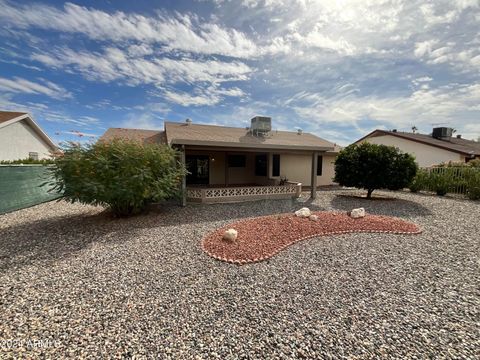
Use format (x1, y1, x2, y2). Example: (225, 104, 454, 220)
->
(1, 0, 479, 146)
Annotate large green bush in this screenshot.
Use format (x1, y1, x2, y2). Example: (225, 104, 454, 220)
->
(48, 140, 187, 216)
(334, 142, 418, 198)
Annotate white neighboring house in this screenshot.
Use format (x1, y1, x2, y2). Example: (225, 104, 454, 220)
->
(356, 127, 480, 168)
(0, 111, 57, 161)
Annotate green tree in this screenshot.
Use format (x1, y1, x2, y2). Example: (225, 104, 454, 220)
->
(48, 140, 187, 216)
(334, 142, 418, 198)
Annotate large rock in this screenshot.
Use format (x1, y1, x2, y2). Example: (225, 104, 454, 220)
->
(350, 207, 366, 219)
(223, 228, 238, 242)
(295, 207, 311, 218)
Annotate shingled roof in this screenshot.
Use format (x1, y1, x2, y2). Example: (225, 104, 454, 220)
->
(164, 122, 336, 151)
(101, 121, 337, 152)
(357, 129, 480, 156)
(0, 111, 27, 124)
(100, 128, 166, 145)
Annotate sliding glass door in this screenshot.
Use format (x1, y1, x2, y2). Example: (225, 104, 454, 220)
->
(186, 155, 209, 185)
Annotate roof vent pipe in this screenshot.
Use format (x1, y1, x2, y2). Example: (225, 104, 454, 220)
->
(297, 129, 303, 135)
(185, 118, 192, 125)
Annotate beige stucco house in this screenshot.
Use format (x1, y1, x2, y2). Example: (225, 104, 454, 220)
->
(356, 128, 480, 168)
(0, 111, 57, 161)
(101, 117, 340, 204)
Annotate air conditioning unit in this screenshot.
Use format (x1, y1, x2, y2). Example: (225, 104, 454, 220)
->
(432, 127, 453, 139)
(250, 116, 271, 134)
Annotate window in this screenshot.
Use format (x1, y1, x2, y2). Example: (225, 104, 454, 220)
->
(316, 155, 323, 176)
(255, 154, 268, 176)
(272, 154, 280, 177)
(29, 152, 39, 161)
(228, 155, 246, 167)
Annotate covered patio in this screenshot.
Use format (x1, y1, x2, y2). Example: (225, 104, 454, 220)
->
(179, 146, 321, 204)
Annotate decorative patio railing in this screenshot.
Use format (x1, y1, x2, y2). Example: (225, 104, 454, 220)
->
(187, 184, 302, 202)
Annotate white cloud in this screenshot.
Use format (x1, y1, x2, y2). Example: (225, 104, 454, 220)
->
(0, 95, 104, 136)
(163, 90, 220, 106)
(31, 47, 252, 87)
(2, 0, 480, 143)
(162, 85, 245, 106)
(0, 76, 71, 99)
(414, 40, 438, 58)
(300, 32, 357, 55)
(120, 113, 165, 130)
(0, 1, 258, 58)
(287, 82, 480, 141)
(414, 40, 480, 72)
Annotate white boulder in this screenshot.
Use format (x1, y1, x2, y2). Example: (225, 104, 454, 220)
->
(309, 215, 318, 221)
(295, 207, 311, 218)
(350, 207, 366, 219)
(223, 228, 238, 242)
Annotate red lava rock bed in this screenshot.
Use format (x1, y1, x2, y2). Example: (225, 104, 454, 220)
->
(202, 211, 421, 264)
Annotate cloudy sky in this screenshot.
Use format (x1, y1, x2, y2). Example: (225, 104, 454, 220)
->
(0, 0, 479, 145)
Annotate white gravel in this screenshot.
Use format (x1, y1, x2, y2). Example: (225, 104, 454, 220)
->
(0, 190, 479, 358)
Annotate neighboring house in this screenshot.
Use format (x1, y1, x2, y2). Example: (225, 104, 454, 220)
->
(356, 127, 480, 168)
(0, 111, 57, 161)
(101, 117, 340, 203)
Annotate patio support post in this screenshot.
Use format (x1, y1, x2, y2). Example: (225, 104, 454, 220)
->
(310, 151, 318, 199)
(180, 145, 187, 206)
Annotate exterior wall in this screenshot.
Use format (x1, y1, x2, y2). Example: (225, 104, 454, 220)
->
(227, 152, 257, 184)
(185, 148, 337, 186)
(361, 135, 463, 167)
(278, 153, 337, 186)
(0, 120, 53, 161)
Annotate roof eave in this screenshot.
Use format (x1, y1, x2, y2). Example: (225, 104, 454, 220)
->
(170, 139, 334, 152)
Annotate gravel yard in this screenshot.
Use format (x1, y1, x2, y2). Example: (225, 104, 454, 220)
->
(0, 189, 479, 358)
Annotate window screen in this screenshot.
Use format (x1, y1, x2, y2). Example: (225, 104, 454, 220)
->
(316, 155, 323, 176)
(255, 154, 268, 176)
(272, 154, 280, 177)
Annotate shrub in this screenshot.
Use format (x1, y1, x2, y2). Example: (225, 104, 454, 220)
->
(428, 171, 452, 196)
(467, 158, 480, 168)
(48, 140, 187, 216)
(465, 168, 480, 200)
(408, 168, 429, 193)
(334, 142, 418, 198)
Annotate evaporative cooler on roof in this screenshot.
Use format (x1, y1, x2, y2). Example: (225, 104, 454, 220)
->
(250, 116, 272, 135)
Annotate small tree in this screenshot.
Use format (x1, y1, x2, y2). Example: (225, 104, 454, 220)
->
(48, 140, 186, 216)
(334, 142, 418, 198)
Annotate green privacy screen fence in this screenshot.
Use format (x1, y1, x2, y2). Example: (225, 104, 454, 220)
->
(0, 165, 61, 214)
